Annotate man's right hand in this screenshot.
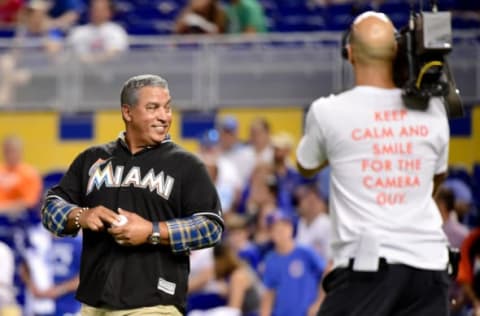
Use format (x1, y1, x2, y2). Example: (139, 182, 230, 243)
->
(75, 206, 120, 231)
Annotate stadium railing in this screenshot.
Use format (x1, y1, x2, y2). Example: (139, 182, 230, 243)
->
(0, 31, 478, 111)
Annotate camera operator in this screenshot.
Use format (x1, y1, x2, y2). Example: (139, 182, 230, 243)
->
(296, 11, 451, 316)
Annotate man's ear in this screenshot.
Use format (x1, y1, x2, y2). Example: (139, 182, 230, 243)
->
(347, 45, 354, 64)
(121, 104, 131, 122)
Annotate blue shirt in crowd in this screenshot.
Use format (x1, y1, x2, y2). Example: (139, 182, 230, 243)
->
(263, 245, 325, 316)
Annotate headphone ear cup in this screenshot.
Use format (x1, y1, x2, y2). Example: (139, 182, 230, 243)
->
(341, 28, 351, 60)
(341, 46, 348, 60)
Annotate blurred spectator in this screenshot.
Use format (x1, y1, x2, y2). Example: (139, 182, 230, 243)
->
(67, 0, 128, 63)
(435, 185, 469, 249)
(244, 163, 276, 216)
(0, 135, 43, 315)
(0, 53, 30, 107)
(225, 214, 262, 272)
(174, 0, 227, 34)
(271, 132, 303, 217)
(217, 116, 252, 187)
(242, 118, 273, 178)
(436, 186, 469, 316)
(444, 178, 478, 228)
(204, 157, 236, 215)
(457, 228, 480, 316)
(187, 248, 226, 313)
(0, 135, 42, 214)
(47, 0, 83, 32)
(225, 0, 267, 33)
(197, 128, 242, 205)
(295, 183, 331, 260)
(23, 235, 82, 316)
(188, 244, 261, 316)
(210, 243, 261, 316)
(20, 225, 55, 316)
(246, 118, 273, 164)
(14, 0, 64, 55)
(244, 163, 277, 257)
(0, 241, 21, 316)
(0, 0, 23, 28)
(260, 211, 325, 316)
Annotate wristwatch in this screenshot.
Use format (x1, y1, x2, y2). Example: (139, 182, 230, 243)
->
(148, 221, 161, 245)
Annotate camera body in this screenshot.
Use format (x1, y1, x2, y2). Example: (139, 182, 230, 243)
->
(394, 9, 463, 118)
(342, 4, 464, 118)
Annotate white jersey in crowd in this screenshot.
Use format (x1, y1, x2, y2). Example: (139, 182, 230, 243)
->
(296, 86, 449, 270)
(296, 213, 332, 260)
(68, 22, 128, 55)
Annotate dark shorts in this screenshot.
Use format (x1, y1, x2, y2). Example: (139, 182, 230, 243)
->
(318, 261, 450, 316)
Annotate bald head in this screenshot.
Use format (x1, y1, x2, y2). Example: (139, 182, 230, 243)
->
(349, 11, 397, 66)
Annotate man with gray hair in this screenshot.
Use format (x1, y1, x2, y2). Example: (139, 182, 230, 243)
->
(41, 74, 224, 315)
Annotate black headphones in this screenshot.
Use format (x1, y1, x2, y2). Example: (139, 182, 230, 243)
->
(340, 26, 352, 60)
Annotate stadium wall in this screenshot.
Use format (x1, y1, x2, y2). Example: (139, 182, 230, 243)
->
(0, 107, 304, 174)
(0, 106, 476, 174)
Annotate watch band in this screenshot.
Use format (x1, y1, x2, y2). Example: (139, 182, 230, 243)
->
(152, 221, 160, 234)
(148, 221, 161, 245)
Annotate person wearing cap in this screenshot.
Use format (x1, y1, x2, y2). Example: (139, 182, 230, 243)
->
(217, 115, 253, 187)
(260, 210, 325, 316)
(296, 11, 451, 316)
(443, 178, 478, 228)
(197, 128, 242, 210)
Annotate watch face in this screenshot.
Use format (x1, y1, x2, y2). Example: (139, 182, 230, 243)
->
(149, 233, 161, 245)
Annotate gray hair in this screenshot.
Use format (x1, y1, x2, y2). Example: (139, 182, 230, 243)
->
(120, 74, 169, 106)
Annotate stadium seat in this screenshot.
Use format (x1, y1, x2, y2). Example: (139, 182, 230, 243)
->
(42, 171, 65, 192)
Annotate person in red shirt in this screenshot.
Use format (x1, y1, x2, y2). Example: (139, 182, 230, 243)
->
(457, 228, 480, 316)
(0, 0, 23, 27)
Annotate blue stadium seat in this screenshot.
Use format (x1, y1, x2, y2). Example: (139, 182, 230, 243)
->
(323, 3, 354, 31)
(43, 171, 65, 193)
(377, 1, 410, 29)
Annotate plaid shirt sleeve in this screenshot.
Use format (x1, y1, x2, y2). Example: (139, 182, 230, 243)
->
(41, 195, 79, 236)
(166, 215, 223, 253)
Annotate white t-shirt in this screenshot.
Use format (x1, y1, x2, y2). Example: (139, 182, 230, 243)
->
(236, 144, 274, 187)
(296, 213, 332, 260)
(296, 86, 449, 270)
(220, 144, 255, 187)
(68, 22, 128, 55)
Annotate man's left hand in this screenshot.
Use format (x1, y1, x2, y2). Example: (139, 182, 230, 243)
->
(107, 208, 152, 246)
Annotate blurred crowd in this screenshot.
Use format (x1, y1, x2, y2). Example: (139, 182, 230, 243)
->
(0, 0, 479, 316)
(0, 0, 478, 55)
(0, 0, 478, 106)
(1, 114, 480, 316)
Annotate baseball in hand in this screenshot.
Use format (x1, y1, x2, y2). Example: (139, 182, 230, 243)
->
(113, 214, 128, 227)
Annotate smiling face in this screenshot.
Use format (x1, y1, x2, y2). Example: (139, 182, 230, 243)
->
(122, 86, 172, 153)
